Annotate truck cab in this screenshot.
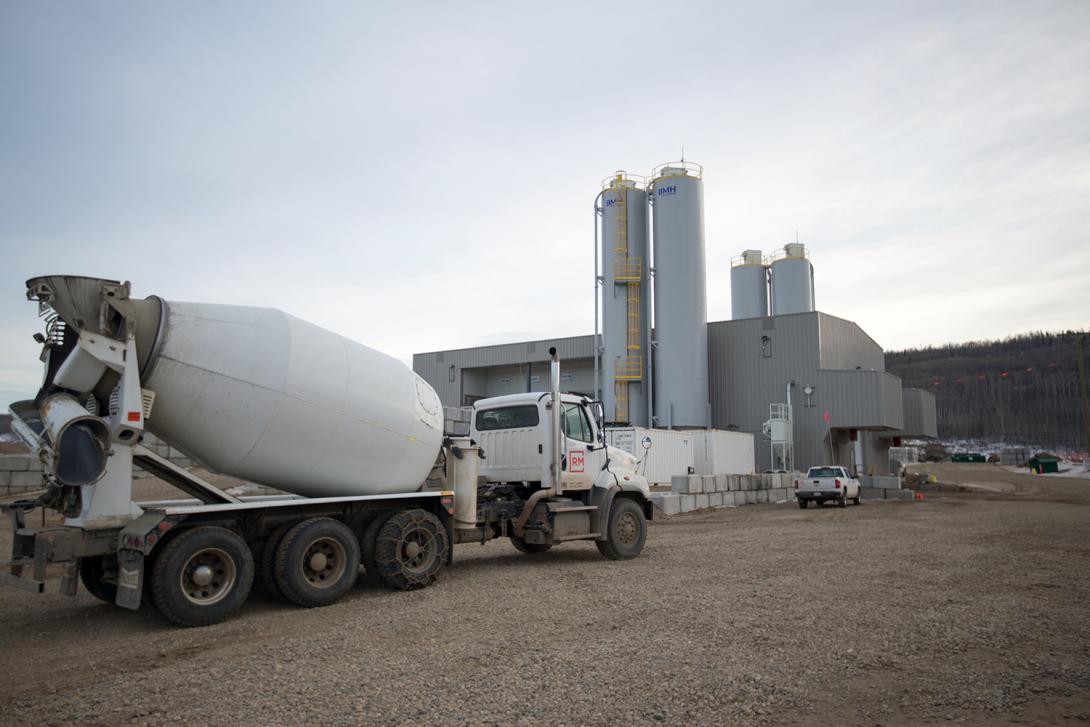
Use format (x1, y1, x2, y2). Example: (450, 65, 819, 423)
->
(472, 392, 645, 493)
(467, 387, 652, 556)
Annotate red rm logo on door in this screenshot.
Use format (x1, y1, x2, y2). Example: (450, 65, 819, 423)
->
(569, 450, 585, 473)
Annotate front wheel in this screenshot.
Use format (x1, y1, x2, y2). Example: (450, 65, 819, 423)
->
(596, 497, 647, 561)
(839, 491, 848, 508)
(150, 526, 254, 627)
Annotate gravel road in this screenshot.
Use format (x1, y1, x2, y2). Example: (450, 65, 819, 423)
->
(1, 464, 1088, 726)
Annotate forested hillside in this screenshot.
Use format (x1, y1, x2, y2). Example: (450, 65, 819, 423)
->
(885, 331, 1089, 451)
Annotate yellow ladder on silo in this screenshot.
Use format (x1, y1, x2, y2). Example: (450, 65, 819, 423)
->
(610, 175, 643, 423)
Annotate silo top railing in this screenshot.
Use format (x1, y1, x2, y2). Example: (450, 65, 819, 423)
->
(601, 171, 649, 190)
(650, 161, 704, 180)
(731, 253, 769, 268)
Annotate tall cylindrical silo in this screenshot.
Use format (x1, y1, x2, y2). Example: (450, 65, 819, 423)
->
(650, 162, 709, 429)
(770, 243, 815, 316)
(600, 172, 650, 425)
(730, 249, 769, 320)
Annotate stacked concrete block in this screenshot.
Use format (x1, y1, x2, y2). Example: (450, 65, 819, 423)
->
(756, 490, 769, 504)
(1, 454, 45, 495)
(715, 474, 728, 492)
(680, 494, 696, 511)
(670, 475, 704, 494)
(694, 493, 710, 510)
(708, 491, 724, 508)
(885, 488, 915, 500)
(651, 492, 681, 515)
(442, 406, 473, 437)
(702, 475, 715, 493)
(861, 487, 885, 500)
(745, 490, 757, 505)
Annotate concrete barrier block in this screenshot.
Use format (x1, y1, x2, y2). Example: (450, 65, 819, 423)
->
(714, 474, 728, 492)
(861, 487, 884, 500)
(708, 491, 724, 507)
(695, 494, 711, 510)
(702, 475, 716, 493)
(745, 490, 757, 505)
(738, 475, 752, 491)
(671, 475, 689, 494)
(10, 471, 42, 490)
(756, 490, 769, 504)
(0, 456, 30, 472)
(680, 494, 696, 512)
(0, 471, 10, 487)
(874, 475, 902, 490)
(885, 488, 915, 500)
(26, 458, 43, 472)
(688, 475, 704, 494)
(652, 493, 681, 515)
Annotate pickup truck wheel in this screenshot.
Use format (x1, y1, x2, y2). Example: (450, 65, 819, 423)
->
(853, 491, 862, 506)
(79, 556, 118, 603)
(797, 499, 807, 509)
(259, 521, 297, 599)
(839, 491, 848, 508)
(510, 536, 552, 554)
(274, 518, 360, 608)
(374, 509, 449, 591)
(150, 526, 254, 627)
(596, 497, 646, 560)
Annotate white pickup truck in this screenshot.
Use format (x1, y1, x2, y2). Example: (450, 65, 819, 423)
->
(794, 466, 862, 508)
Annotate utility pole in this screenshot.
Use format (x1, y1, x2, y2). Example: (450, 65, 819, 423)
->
(1078, 334, 1090, 458)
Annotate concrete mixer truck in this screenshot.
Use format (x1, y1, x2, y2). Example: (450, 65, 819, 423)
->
(1, 276, 651, 626)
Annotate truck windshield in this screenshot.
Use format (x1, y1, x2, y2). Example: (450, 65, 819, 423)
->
(807, 467, 841, 478)
(475, 405, 539, 431)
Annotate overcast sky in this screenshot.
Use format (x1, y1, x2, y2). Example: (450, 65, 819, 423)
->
(1, 1, 1088, 406)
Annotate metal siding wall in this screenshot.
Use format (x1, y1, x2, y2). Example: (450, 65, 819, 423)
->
(900, 388, 938, 438)
(709, 314, 823, 471)
(814, 369, 903, 430)
(414, 334, 595, 408)
(817, 314, 886, 371)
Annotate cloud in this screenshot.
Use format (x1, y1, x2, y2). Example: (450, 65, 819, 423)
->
(1, 1, 1088, 405)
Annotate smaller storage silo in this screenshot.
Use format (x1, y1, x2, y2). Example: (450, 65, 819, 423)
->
(769, 243, 815, 316)
(730, 250, 769, 320)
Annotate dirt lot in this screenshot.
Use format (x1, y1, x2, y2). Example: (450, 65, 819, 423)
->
(1, 464, 1088, 726)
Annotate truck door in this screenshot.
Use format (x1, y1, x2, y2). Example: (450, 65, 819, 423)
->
(560, 402, 602, 491)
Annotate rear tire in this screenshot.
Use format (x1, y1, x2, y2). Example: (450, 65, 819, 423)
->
(510, 536, 552, 554)
(373, 509, 448, 590)
(797, 499, 807, 510)
(259, 521, 297, 598)
(150, 526, 254, 627)
(274, 518, 360, 608)
(79, 556, 118, 603)
(839, 491, 848, 508)
(360, 513, 393, 585)
(596, 497, 647, 561)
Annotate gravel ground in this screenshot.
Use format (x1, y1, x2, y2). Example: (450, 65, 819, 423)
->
(1, 464, 1088, 726)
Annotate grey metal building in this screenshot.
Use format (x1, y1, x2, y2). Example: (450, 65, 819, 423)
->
(412, 311, 936, 475)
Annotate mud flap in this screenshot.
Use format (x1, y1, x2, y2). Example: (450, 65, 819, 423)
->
(114, 511, 176, 610)
(115, 548, 144, 610)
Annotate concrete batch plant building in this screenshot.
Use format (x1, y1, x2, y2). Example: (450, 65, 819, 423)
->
(413, 162, 937, 478)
